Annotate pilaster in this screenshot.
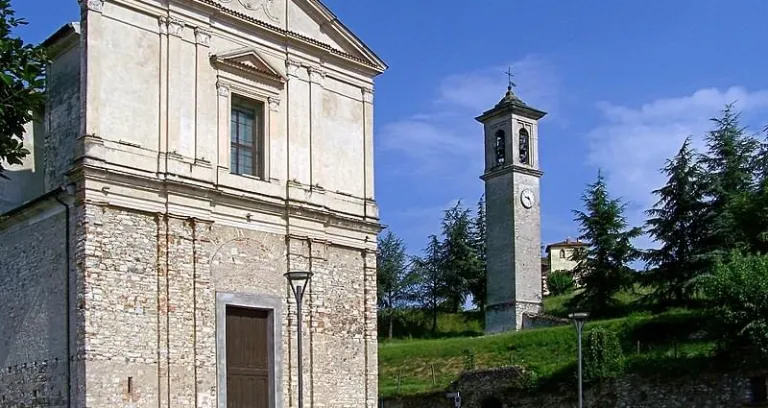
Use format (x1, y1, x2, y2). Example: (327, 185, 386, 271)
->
(194, 27, 214, 166)
(285, 59, 310, 186)
(79, 0, 105, 139)
(308, 67, 325, 187)
(363, 249, 378, 408)
(158, 17, 170, 172)
(165, 17, 186, 158)
(216, 83, 230, 171)
(362, 87, 375, 201)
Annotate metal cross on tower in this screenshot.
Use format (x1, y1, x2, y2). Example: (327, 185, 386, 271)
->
(505, 66, 517, 89)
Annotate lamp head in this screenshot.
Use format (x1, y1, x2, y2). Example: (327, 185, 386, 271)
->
(284, 271, 313, 300)
(568, 312, 589, 322)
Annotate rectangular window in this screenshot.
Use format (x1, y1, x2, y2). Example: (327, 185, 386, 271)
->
(226, 306, 271, 408)
(230, 96, 265, 178)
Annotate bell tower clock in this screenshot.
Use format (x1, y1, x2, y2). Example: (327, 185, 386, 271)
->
(477, 80, 547, 333)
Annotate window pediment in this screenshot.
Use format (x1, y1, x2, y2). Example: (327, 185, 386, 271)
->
(212, 47, 286, 85)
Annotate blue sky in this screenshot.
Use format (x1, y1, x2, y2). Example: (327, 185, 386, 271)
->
(14, 0, 768, 258)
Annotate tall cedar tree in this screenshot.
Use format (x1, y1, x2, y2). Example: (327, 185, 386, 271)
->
(0, 1, 48, 177)
(413, 235, 448, 334)
(572, 171, 642, 315)
(440, 202, 483, 313)
(744, 130, 768, 253)
(698, 105, 759, 261)
(470, 195, 487, 311)
(644, 137, 707, 306)
(376, 230, 417, 339)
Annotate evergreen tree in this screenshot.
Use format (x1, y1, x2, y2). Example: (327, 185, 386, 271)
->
(376, 230, 417, 339)
(440, 202, 483, 313)
(469, 195, 488, 311)
(0, 1, 48, 177)
(572, 171, 642, 315)
(744, 132, 768, 253)
(698, 105, 759, 261)
(413, 235, 449, 334)
(643, 137, 707, 306)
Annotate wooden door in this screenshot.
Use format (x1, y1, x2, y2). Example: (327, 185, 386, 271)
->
(226, 306, 271, 408)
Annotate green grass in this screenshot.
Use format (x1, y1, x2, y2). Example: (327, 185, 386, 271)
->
(542, 285, 655, 318)
(378, 308, 719, 397)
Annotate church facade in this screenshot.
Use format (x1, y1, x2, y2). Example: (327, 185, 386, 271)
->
(0, 0, 386, 407)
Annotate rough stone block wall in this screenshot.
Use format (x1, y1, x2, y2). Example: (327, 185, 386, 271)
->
(0, 205, 69, 407)
(80, 204, 377, 407)
(381, 369, 755, 408)
(44, 41, 80, 192)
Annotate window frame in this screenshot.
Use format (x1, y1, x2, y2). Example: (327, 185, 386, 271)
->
(519, 127, 531, 165)
(229, 95, 266, 179)
(494, 129, 506, 165)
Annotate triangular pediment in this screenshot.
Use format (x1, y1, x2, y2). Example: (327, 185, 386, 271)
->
(212, 0, 387, 73)
(212, 48, 286, 83)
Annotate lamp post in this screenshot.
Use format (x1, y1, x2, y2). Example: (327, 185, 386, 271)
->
(569, 312, 589, 408)
(285, 271, 313, 408)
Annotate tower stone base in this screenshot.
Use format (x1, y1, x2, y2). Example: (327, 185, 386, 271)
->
(485, 300, 542, 334)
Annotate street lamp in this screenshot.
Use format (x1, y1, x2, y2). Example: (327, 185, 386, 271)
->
(285, 271, 313, 408)
(568, 312, 589, 408)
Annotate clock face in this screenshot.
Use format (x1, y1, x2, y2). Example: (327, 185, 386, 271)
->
(520, 189, 535, 209)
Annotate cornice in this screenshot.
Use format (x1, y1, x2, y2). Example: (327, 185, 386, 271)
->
(80, 165, 382, 235)
(191, 0, 384, 74)
(480, 163, 544, 181)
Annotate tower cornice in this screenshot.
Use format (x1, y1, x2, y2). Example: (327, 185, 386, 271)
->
(480, 164, 544, 181)
(476, 101, 547, 123)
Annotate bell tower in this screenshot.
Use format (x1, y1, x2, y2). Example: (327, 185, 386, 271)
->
(477, 80, 547, 333)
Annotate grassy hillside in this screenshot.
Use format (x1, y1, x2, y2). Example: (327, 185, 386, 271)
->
(378, 308, 717, 397)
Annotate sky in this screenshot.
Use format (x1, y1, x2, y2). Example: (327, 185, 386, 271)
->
(13, 0, 768, 259)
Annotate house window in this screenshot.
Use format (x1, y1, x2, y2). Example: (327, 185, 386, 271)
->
(494, 130, 506, 165)
(226, 306, 271, 407)
(559, 249, 566, 259)
(230, 96, 265, 178)
(519, 128, 530, 165)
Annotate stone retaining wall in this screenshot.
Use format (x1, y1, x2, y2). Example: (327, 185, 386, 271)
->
(381, 366, 757, 408)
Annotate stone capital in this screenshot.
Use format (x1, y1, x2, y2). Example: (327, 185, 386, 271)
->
(268, 96, 281, 112)
(308, 67, 326, 85)
(217, 83, 230, 97)
(362, 87, 374, 104)
(285, 59, 302, 78)
(79, 0, 104, 13)
(195, 27, 212, 46)
(166, 17, 184, 37)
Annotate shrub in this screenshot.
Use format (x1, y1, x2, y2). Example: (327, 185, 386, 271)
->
(583, 326, 625, 382)
(700, 251, 768, 366)
(547, 271, 575, 296)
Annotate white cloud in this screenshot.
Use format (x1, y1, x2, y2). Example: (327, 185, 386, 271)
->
(587, 86, 768, 235)
(379, 54, 560, 178)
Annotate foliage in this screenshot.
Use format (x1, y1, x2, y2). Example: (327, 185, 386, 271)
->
(0, 0, 49, 177)
(439, 201, 483, 313)
(378, 309, 715, 397)
(698, 105, 759, 262)
(643, 137, 708, 306)
(469, 195, 487, 311)
(461, 348, 476, 371)
(377, 230, 419, 339)
(571, 170, 643, 316)
(700, 251, 768, 367)
(583, 326, 625, 382)
(546, 271, 574, 296)
(413, 235, 450, 334)
(377, 309, 484, 340)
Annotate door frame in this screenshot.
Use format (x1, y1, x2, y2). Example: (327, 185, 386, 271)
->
(216, 292, 284, 408)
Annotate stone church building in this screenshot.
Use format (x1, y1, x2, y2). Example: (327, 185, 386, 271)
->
(0, 0, 386, 407)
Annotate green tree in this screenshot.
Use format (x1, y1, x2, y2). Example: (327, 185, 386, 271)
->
(440, 201, 483, 313)
(0, 1, 48, 177)
(376, 230, 417, 340)
(643, 137, 708, 306)
(698, 105, 759, 261)
(546, 271, 574, 296)
(572, 171, 642, 315)
(701, 251, 768, 368)
(583, 326, 625, 383)
(413, 235, 449, 334)
(469, 195, 487, 311)
(744, 132, 768, 253)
